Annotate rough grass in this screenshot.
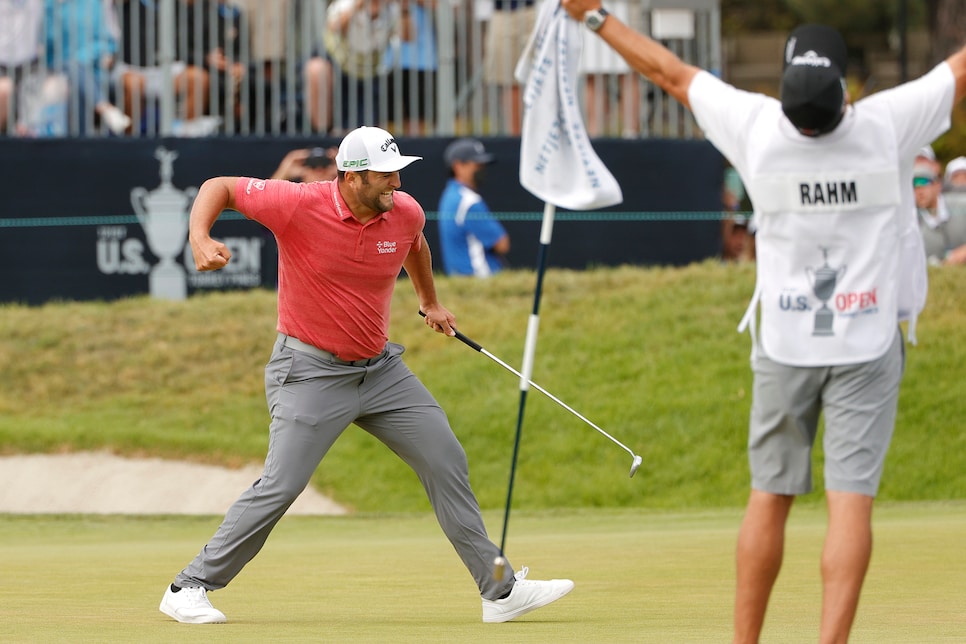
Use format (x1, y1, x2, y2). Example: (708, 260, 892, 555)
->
(1, 262, 963, 511)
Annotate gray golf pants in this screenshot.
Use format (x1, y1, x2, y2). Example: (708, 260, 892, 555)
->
(175, 336, 515, 600)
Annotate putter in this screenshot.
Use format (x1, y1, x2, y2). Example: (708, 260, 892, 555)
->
(419, 312, 643, 478)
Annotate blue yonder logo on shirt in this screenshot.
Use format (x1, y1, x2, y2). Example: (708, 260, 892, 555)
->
(376, 240, 398, 254)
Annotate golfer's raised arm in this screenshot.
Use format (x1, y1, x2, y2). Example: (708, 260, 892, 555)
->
(188, 177, 238, 271)
(559, 0, 700, 107)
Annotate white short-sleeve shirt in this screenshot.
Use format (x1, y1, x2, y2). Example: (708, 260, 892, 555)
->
(687, 64, 955, 365)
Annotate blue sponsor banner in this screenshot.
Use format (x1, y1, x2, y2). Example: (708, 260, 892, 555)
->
(0, 138, 723, 304)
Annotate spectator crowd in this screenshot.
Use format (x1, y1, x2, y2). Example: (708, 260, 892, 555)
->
(0, 0, 448, 137)
(4, 3, 965, 274)
(0, 0, 655, 139)
(913, 145, 966, 266)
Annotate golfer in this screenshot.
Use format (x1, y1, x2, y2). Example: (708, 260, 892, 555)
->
(159, 126, 573, 624)
(558, 4, 966, 642)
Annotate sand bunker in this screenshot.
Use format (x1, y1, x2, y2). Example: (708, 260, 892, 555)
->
(0, 452, 346, 515)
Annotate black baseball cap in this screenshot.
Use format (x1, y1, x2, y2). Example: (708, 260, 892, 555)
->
(780, 24, 848, 136)
(444, 138, 495, 165)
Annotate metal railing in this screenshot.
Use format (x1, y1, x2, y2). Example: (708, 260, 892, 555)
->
(0, 0, 719, 139)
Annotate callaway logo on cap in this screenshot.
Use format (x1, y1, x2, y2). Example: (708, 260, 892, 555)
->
(335, 126, 422, 173)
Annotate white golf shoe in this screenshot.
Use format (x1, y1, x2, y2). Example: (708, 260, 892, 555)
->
(159, 584, 227, 624)
(481, 566, 574, 623)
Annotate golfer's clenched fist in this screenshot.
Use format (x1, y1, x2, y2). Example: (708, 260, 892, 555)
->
(189, 235, 231, 271)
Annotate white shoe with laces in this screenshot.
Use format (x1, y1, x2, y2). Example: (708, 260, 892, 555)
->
(481, 566, 574, 623)
(159, 584, 227, 624)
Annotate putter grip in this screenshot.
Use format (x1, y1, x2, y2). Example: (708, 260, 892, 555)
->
(417, 310, 483, 352)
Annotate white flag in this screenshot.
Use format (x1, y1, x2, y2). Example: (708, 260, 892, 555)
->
(514, 2, 623, 211)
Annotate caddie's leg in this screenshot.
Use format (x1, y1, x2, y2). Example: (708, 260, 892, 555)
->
(733, 490, 794, 644)
(819, 491, 873, 644)
(818, 330, 902, 643)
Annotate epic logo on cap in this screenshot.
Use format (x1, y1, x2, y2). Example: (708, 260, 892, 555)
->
(335, 126, 422, 173)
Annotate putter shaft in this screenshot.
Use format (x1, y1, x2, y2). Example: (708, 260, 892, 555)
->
(419, 311, 642, 476)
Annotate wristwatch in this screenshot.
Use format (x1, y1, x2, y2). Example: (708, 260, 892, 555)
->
(583, 7, 609, 32)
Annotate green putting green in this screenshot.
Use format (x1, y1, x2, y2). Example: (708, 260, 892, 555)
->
(1, 504, 963, 642)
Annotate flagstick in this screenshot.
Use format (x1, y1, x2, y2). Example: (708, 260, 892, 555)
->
(494, 201, 556, 581)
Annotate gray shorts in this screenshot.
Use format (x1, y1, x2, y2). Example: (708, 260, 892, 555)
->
(748, 328, 904, 497)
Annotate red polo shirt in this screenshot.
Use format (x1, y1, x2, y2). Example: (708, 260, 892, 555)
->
(235, 177, 424, 360)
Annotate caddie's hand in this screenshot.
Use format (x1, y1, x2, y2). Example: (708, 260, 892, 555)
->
(421, 304, 456, 337)
(190, 236, 232, 271)
(560, 0, 600, 22)
(944, 244, 966, 265)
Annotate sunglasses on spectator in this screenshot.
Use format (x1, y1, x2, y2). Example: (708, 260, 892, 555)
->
(913, 176, 937, 188)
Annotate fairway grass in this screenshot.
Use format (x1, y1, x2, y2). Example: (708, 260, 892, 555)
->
(1, 504, 963, 643)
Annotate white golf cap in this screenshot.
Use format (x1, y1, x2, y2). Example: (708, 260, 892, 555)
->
(335, 126, 422, 173)
(945, 156, 966, 182)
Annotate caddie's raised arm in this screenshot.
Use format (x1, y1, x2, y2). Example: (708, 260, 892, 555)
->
(945, 44, 966, 102)
(559, 0, 700, 107)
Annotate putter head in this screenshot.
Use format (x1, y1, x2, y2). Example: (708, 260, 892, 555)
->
(629, 455, 643, 478)
(493, 555, 507, 581)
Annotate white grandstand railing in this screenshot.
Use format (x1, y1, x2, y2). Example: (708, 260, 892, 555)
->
(0, 0, 719, 139)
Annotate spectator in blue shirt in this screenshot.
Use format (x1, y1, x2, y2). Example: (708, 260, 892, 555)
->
(44, 0, 131, 135)
(383, 0, 437, 135)
(437, 138, 510, 277)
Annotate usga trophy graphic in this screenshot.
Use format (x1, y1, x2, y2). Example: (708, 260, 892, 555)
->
(131, 147, 197, 300)
(805, 247, 847, 336)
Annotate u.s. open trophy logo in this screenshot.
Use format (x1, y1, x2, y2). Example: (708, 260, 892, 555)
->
(805, 247, 847, 336)
(131, 147, 197, 300)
